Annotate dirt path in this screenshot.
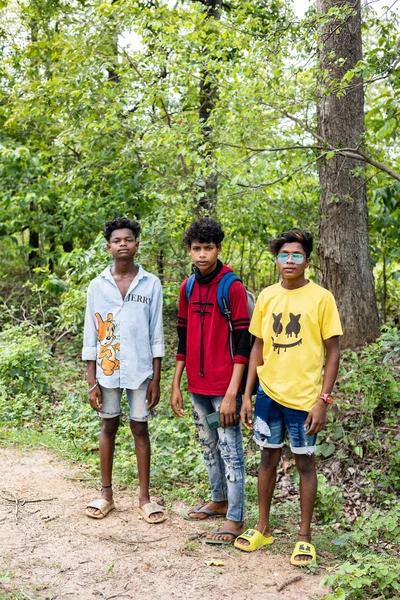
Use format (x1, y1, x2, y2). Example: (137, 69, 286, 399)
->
(0, 446, 325, 600)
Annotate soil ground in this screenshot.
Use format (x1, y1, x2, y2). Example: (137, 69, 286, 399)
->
(0, 446, 326, 600)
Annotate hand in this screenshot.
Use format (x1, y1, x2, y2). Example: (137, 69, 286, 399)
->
(240, 396, 253, 430)
(146, 379, 160, 411)
(88, 385, 102, 413)
(219, 393, 238, 428)
(170, 385, 184, 417)
(304, 401, 328, 436)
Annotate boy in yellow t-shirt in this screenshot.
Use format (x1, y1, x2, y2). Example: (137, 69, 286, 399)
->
(234, 229, 342, 566)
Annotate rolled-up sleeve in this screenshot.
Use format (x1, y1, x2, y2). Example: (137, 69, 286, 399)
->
(82, 284, 98, 361)
(149, 279, 165, 358)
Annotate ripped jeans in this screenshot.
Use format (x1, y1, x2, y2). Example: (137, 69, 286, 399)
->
(190, 393, 245, 523)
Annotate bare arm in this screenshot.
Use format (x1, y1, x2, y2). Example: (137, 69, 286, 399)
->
(321, 335, 341, 395)
(170, 360, 186, 417)
(87, 360, 102, 413)
(241, 337, 264, 430)
(305, 335, 340, 436)
(219, 362, 246, 428)
(146, 357, 162, 410)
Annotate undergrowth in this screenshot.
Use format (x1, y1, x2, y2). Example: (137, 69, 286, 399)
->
(0, 321, 399, 600)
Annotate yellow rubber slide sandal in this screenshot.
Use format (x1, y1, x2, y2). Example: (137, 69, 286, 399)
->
(290, 541, 316, 566)
(234, 528, 274, 552)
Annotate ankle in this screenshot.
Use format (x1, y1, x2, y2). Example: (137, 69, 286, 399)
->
(298, 531, 311, 539)
(139, 493, 151, 504)
(101, 485, 113, 499)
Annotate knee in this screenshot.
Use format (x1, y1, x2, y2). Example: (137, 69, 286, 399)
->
(130, 420, 149, 438)
(260, 448, 281, 470)
(101, 417, 119, 437)
(295, 454, 316, 476)
(218, 438, 242, 465)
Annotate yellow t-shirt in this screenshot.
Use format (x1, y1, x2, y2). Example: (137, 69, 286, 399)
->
(249, 281, 343, 412)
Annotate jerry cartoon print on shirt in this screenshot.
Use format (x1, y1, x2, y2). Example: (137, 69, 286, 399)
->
(271, 312, 302, 354)
(95, 312, 120, 376)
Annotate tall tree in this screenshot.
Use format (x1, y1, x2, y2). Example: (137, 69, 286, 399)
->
(197, 0, 221, 216)
(316, 0, 380, 348)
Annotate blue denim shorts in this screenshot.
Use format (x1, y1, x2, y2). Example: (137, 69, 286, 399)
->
(99, 379, 152, 422)
(253, 386, 317, 455)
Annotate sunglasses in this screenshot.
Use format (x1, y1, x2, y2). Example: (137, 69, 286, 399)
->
(277, 252, 305, 264)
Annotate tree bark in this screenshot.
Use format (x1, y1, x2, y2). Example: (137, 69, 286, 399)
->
(316, 0, 380, 348)
(196, 0, 221, 216)
(107, 0, 120, 83)
(28, 229, 40, 267)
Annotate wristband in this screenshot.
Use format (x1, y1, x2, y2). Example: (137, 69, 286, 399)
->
(319, 393, 333, 405)
(88, 381, 99, 393)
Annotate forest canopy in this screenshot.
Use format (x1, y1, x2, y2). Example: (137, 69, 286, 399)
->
(1, 0, 399, 344)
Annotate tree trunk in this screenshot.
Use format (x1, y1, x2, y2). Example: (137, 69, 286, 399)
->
(28, 229, 40, 267)
(196, 0, 221, 217)
(156, 249, 165, 284)
(107, 1, 120, 83)
(316, 0, 380, 348)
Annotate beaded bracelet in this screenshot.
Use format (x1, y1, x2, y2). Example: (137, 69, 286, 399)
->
(88, 381, 99, 393)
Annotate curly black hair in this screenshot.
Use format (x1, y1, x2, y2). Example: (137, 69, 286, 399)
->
(103, 218, 141, 242)
(270, 228, 313, 258)
(182, 218, 225, 247)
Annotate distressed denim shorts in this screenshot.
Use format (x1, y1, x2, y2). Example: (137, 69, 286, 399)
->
(99, 379, 152, 422)
(253, 386, 317, 455)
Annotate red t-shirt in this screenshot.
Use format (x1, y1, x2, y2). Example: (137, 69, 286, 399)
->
(177, 265, 250, 396)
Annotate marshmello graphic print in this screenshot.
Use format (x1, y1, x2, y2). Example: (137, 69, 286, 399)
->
(271, 312, 302, 354)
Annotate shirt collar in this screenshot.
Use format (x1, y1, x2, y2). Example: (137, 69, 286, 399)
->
(100, 264, 147, 283)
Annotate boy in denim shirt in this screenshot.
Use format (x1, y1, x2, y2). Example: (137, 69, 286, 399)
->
(82, 218, 165, 523)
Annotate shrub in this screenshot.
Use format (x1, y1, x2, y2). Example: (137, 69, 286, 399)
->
(0, 323, 50, 397)
(323, 505, 400, 599)
(314, 474, 344, 524)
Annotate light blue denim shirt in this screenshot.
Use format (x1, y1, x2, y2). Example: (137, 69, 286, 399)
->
(82, 265, 164, 390)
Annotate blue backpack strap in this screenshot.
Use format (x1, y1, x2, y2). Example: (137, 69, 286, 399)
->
(217, 272, 241, 359)
(217, 272, 241, 317)
(185, 273, 196, 303)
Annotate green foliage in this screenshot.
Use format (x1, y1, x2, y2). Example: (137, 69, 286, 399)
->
(0, 323, 50, 397)
(323, 506, 400, 600)
(369, 184, 400, 322)
(339, 329, 400, 419)
(0, 389, 52, 428)
(314, 328, 400, 500)
(0, 0, 398, 320)
(314, 474, 344, 524)
(0, 1, 399, 595)
(380, 324, 400, 363)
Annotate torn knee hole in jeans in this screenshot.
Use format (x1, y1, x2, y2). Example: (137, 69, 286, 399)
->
(192, 412, 206, 432)
(224, 458, 244, 482)
(253, 416, 271, 437)
(218, 442, 241, 482)
(203, 449, 217, 468)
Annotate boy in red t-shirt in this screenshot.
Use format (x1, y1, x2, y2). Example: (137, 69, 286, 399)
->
(170, 218, 251, 544)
